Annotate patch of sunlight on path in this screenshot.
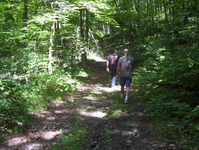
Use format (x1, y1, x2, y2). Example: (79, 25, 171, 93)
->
(77, 108, 107, 118)
(6, 130, 63, 147)
(0, 60, 121, 150)
(87, 52, 106, 62)
(76, 84, 120, 94)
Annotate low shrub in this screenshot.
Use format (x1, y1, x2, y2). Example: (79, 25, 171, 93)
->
(0, 69, 79, 133)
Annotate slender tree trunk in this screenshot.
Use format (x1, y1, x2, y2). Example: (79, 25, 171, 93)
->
(122, 33, 125, 45)
(163, 0, 168, 23)
(85, 9, 89, 43)
(146, 0, 150, 28)
(150, 0, 155, 25)
(47, 0, 58, 73)
(134, 0, 141, 28)
(83, 9, 90, 61)
(80, 9, 88, 62)
(23, 0, 28, 28)
(48, 21, 55, 74)
(170, 0, 175, 26)
(80, 9, 84, 38)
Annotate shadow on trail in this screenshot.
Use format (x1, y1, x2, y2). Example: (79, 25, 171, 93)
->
(0, 60, 173, 150)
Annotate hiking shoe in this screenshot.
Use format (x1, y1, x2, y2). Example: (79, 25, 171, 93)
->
(124, 96, 128, 104)
(124, 100, 128, 104)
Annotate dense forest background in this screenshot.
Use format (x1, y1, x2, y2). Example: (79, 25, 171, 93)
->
(0, 0, 198, 149)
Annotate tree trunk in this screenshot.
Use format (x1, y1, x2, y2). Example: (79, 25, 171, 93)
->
(23, 0, 28, 28)
(85, 9, 89, 43)
(134, 0, 141, 28)
(48, 21, 55, 74)
(80, 9, 84, 38)
(163, 0, 168, 23)
(80, 9, 87, 62)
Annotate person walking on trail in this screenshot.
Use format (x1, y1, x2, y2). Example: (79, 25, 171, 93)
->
(117, 49, 134, 104)
(106, 49, 119, 88)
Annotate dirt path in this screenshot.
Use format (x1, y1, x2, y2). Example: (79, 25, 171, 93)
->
(0, 61, 175, 150)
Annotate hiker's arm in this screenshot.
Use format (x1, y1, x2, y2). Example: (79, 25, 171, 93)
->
(116, 67, 120, 77)
(106, 56, 110, 72)
(116, 59, 121, 77)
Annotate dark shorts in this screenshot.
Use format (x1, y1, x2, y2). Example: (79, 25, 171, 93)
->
(120, 77, 132, 88)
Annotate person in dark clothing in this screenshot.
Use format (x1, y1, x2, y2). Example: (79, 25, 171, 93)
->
(106, 49, 119, 88)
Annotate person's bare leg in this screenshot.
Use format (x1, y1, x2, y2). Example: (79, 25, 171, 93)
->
(124, 87, 130, 103)
(126, 87, 130, 96)
(112, 76, 116, 87)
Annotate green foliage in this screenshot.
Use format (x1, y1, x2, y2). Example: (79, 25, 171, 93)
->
(104, 129, 116, 139)
(49, 121, 87, 150)
(0, 0, 198, 148)
(22, 71, 78, 112)
(0, 79, 28, 133)
(133, 24, 199, 148)
(0, 70, 78, 133)
(0, 0, 104, 134)
(106, 102, 128, 117)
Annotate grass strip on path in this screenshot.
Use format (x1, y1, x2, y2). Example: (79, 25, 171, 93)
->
(49, 120, 87, 150)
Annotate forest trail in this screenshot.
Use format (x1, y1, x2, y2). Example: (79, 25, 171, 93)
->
(0, 60, 175, 150)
